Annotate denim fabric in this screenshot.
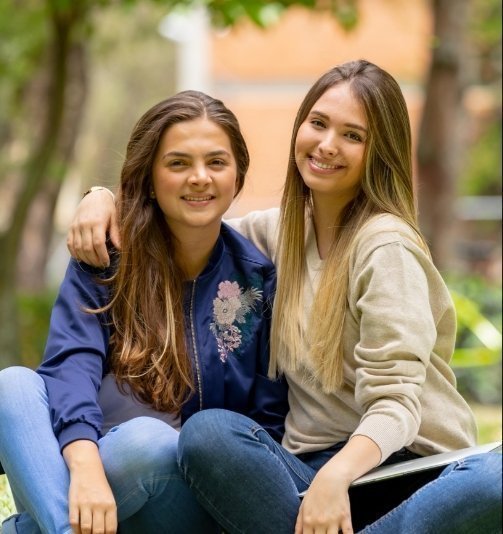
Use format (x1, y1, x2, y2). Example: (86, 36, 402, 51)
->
(0, 367, 219, 534)
(178, 408, 502, 534)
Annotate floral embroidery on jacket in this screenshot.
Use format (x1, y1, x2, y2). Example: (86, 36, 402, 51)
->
(210, 280, 263, 362)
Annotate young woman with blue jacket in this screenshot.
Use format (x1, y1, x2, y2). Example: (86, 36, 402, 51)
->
(0, 90, 288, 533)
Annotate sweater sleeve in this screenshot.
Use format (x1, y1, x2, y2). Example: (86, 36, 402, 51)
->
(350, 240, 437, 462)
(37, 259, 111, 451)
(246, 262, 289, 442)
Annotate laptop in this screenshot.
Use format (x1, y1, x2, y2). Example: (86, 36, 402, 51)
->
(299, 440, 501, 496)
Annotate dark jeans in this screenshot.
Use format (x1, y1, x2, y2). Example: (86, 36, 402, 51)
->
(178, 408, 502, 534)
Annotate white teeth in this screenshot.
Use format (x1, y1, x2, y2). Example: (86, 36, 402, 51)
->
(184, 196, 212, 201)
(311, 158, 338, 170)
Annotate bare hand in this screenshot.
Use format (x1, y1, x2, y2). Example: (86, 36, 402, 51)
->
(64, 441, 118, 534)
(294, 436, 381, 533)
(295, 468, 353, 534)
(67, 188, 119, 267)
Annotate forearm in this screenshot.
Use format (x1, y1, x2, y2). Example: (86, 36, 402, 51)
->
(321, 434, 381, 485)
(316, 436, 381, 488)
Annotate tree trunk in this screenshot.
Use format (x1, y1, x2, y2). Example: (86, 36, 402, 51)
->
(417, 0, 469, 268)
(18, 41, 88, 292)
(0, 2, 88, 365)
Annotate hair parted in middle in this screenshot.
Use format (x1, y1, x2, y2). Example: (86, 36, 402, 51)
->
(270, 59, 429, 392)
(99, 90, 249, 413)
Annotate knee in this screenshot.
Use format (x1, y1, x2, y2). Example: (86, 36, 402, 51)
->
(102, 417, 178, 478)
(0, 367, 42, 407)
(178, 409, 252, 470)
(475, 453, 503, 503)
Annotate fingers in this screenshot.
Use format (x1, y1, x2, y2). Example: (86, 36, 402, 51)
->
(105, 507, 118, 534)
(69, 501, 81, 534)
(339, 514, 354, 533)
(295, 503, 304, 534)
(295, 500, 354, 534)
(67, 222, 110, 268)
(79, 507, 93, 534)
(69, 505, 117, 534)
(66, 188, 117, 267)
(108, 212, 121, 251)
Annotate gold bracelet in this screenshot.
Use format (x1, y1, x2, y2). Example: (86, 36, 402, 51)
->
(82, 186, 115, 200)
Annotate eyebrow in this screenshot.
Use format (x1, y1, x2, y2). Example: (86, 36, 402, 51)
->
(162, 149, 231, 160)
(309, 110, 368, 133)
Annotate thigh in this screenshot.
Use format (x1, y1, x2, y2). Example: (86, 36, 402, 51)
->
(100, 416, 219, 533)
(179, 409, 317, 534)
(0, 367, 71, 534)
(360, 452, 502, 534)
(99, 416, 180, 518)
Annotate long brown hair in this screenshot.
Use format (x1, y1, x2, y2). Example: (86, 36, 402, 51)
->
(101, 91, 249, 412)
(270, 60, 428, 391)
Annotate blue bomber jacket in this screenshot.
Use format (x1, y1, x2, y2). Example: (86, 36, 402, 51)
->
(37, 223, 289, 451)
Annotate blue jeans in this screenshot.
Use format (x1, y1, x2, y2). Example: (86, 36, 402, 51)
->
(178, 408, 502, 534)
(0, 366, 219, 534)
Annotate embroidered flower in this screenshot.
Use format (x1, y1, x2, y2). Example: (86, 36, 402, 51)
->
(210, 280, 263, 362)
(213, 296, 241, 325)
(217, 281, 241, 299)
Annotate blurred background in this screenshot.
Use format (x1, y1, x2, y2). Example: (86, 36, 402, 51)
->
(0, 0, 501, 516)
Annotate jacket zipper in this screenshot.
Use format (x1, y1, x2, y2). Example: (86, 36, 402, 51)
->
(189, 279, 203, 411)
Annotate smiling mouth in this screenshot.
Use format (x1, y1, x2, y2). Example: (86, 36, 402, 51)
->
(310, 157, 343, 170)
(182, 195, 214, 201)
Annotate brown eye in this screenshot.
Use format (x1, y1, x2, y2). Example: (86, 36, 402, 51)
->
(168, 160, 187, 168)
(210, 159, 226, 167)
(346, 132, 363, 142)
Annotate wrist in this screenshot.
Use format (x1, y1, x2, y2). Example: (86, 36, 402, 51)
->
(82, 186, 115, 200)
(63, 439, 101, 471)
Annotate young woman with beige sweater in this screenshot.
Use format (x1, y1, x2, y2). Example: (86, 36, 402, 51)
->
(66, 60, 501, 533)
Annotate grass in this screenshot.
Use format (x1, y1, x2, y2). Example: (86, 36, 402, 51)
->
(0, 475, 14, 525)
(0, 404, 501, 525)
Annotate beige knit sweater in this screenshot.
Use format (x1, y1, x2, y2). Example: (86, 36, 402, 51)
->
(229, 208, 477, 463)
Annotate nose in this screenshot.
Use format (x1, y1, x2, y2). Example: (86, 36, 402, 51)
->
(188, 164, 212, 186)
(318, 132, 338, 158)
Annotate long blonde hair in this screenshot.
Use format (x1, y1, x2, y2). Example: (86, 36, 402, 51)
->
(97, 91, 249, 413)
(270, 60, 428, 392)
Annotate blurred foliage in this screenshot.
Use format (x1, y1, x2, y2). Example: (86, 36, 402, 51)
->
(467, 0, 502, 87)
(459, 119, 502, 196)
(468, 0, 502, 57)
(160, 0, 358, 30)
(471, 403, 503, 443)
(447, 274, 502, 404)
(0, 1, 47, 113)
(18, 292, 56, 369)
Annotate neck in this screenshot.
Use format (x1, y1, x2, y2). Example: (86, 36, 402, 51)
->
(172, 226, 220, 280)
(311, 194, 346, 260)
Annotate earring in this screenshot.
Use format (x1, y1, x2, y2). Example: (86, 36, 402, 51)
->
(149, 190, 156, 200)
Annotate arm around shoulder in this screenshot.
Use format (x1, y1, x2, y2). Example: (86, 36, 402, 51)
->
(67, 186, 119, 267)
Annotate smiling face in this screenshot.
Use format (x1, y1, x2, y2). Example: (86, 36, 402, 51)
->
(152, 116, 238, 240)
(295, 82, 367, 208)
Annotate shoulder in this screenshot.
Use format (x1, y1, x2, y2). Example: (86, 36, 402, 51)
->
(221, 222, 275, 270)
(352, 214, 428, 265)
(224, 208, 280, 260)
(226, 207, 280, 230)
